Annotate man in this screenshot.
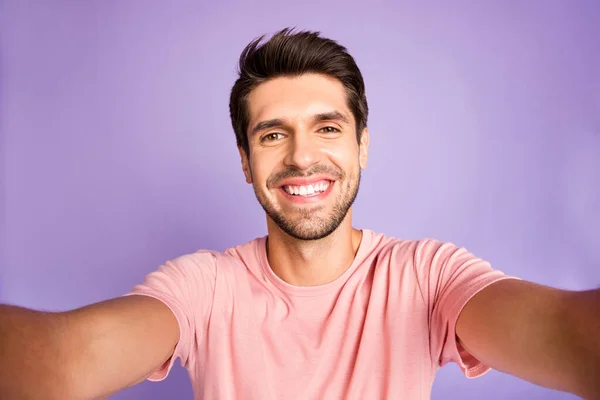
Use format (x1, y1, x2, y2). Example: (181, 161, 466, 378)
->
(0, 28, 598, 400)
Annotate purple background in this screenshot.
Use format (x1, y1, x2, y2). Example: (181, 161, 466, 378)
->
(2, 1, 599, 399)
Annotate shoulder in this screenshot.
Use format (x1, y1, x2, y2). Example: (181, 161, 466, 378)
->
(169, 236, 266, 282)
(365, 230, 445, 263)
(372, 234, 496, 287)
(151, 250, 220, 284)
(170, 235, 264, 268)
(364, 231, 475, 277)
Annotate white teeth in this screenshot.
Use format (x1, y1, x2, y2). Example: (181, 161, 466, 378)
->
(284, 181, 331, 196)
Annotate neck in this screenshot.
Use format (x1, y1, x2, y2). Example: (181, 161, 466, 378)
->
(265, 211, 362, 287)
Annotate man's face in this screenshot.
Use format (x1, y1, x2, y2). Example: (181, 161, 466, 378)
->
(239, 73, 369, 241)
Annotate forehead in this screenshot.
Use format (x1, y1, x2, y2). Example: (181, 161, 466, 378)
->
(247, 74, 354, 129)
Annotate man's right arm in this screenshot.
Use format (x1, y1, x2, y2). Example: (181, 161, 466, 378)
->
(0, 295, 179, 400)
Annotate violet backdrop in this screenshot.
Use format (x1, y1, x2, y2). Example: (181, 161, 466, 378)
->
(1, 1, 599, 399)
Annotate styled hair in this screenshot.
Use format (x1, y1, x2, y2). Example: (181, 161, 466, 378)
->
(229, 28, 369, 155)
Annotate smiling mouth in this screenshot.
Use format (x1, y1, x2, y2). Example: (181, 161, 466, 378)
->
(281, 180, 331, 197)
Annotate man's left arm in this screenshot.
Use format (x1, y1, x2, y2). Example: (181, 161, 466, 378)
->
(456, 279, 600, 398)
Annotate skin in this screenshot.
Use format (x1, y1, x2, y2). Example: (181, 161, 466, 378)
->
(238, 73, 369, 286)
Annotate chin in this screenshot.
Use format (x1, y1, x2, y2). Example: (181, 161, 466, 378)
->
(276, 215, 341, 241)
(283, 227, 337, 241)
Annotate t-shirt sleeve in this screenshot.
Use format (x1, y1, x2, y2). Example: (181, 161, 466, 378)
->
(122, 251, 217, 382)
(414, 239, 519, 378)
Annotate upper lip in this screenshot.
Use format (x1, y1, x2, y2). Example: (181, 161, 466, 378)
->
(277, 175, 336, 188)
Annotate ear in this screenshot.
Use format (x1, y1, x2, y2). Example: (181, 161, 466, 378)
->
(238, 146, 253, 184)
(358, 127, 370, 170)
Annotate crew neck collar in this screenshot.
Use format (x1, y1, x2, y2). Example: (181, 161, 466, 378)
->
(256, 229, 372, 297)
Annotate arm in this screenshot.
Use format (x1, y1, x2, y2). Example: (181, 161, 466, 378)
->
(0, 295, 179, 399)
(456, 279, 600, 399)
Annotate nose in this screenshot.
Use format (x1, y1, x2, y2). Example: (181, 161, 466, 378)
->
(283, 132, 322, 171)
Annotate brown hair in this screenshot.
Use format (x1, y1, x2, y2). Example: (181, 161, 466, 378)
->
(229, 28, 369, 156)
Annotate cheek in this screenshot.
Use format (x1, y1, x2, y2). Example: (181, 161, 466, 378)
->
(249, 147, 288, 183)
(249, 159, 273, 187)
(322, 141, 360, 169)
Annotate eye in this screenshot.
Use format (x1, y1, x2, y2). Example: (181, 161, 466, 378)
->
(261, 132, 284, 142)
(319, 126, 340, 134)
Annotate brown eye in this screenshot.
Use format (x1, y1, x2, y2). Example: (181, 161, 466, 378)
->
(319, 126, 340, 134)
(262, 133, 283, 142)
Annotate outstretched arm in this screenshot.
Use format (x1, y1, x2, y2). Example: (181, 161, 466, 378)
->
(0, 295, 179, 399)
(456, 279, 600, 399)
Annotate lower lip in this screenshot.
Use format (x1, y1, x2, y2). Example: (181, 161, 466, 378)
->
(279, 181, 334, 204)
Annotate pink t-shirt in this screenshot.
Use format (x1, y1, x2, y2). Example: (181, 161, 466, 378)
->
(126, 229, 516, 399)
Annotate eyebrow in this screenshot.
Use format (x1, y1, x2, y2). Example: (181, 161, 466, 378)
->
(249, 111, 351, 137)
